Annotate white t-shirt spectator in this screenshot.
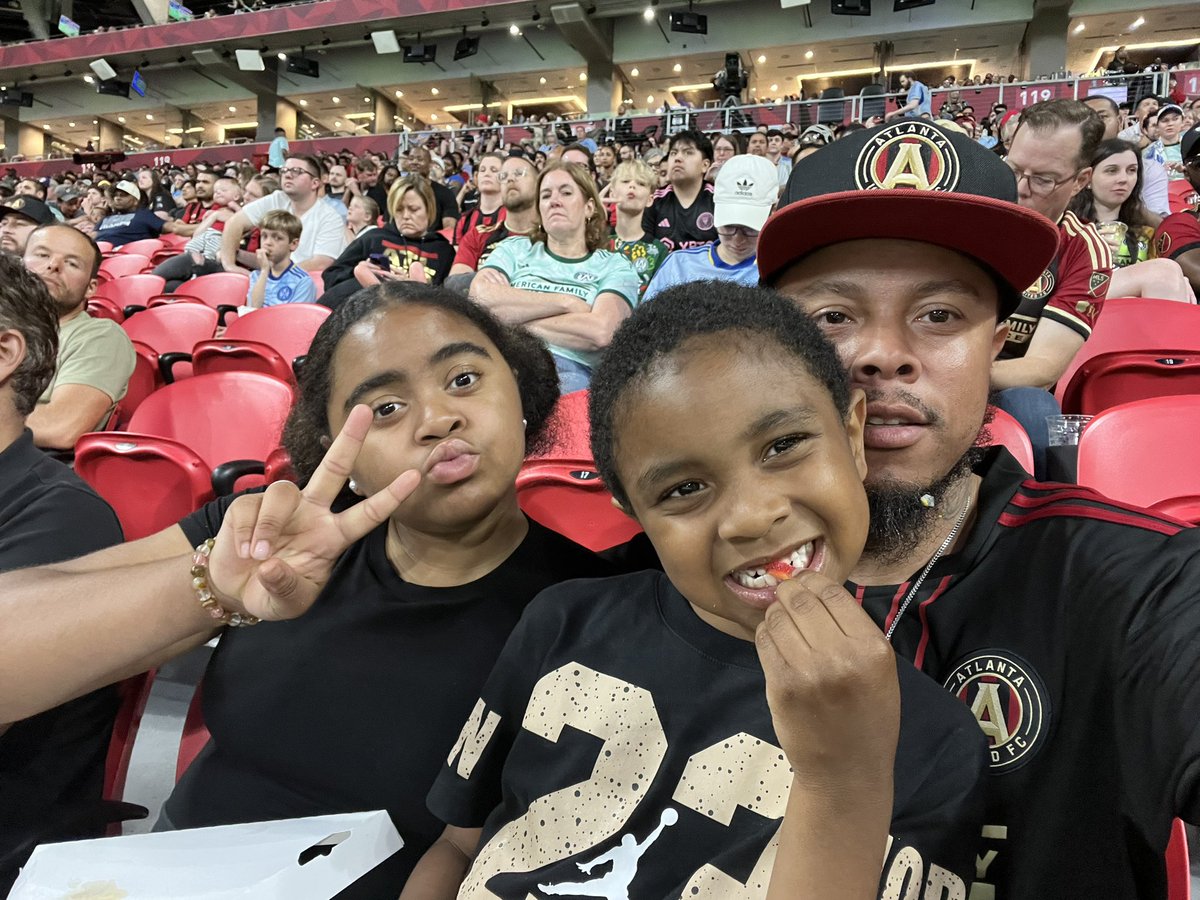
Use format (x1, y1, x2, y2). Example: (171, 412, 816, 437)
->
(240, 192, 346, 267)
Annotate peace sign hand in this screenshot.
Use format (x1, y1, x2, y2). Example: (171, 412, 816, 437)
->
(206, 405, 420, 622)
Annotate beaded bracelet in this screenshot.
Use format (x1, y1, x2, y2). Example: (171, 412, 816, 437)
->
(191, 538, 261, 628)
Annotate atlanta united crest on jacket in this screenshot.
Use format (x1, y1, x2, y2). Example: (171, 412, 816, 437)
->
(428, 571, 987, 898)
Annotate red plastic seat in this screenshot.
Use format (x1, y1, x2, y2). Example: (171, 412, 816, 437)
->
(977, 406, 1035, 474)
(96, 240, 114, 253)
(102, 672, 155, 835)
(1076, 395, 1200, 509)
(91, 273, 166, 316)
(75, 372, 294, 539)
(110, 341, 162, 430)
(1059, 349, 1200, 416)
(145, 271, 251, 323)
(87, 295, 125, 324)
(115, 238, 165, 258)
(1166, 818, 1191, 900)
(160, 232, 189, 250)
(1056, 299, 1200, 411)
(122, 302, 218, 384)
(517, 460, 643, 551)
(192, 303, 330, 382)
(176, 683, 210, 782)
(264, 446, 297, 484)
(98, 254, 152, 281)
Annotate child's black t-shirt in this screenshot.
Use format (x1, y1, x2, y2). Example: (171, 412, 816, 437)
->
(171, 498, 614, 890)
(427, 570, 987, 898)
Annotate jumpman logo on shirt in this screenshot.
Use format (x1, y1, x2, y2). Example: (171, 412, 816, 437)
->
(537, 808, 679, 900)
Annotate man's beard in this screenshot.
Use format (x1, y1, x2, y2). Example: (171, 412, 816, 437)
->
(861, 397, 996, 568)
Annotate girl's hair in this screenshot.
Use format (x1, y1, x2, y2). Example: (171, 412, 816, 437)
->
(589, 280, 851, 508)
(282, 283, 560, 484)
(531, 161, 609, 252)
(1069, 138, 1158, 231)
(387, 175, 436, 228)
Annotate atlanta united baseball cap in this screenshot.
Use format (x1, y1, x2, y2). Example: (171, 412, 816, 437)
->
(757, 119, 1060, 316)
(713, 155, 778, 231)
(0, 196, 55, 226)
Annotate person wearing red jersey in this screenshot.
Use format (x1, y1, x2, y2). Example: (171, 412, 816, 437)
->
(994, 100, 1113, 476)
(1153, 125, 1200, 295)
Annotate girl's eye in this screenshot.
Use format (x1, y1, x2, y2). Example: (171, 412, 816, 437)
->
(451, 371, 480, 389)
(764, 435, 804, 460)
(373, 401, 402, 420)
(664, 480, 704, 501)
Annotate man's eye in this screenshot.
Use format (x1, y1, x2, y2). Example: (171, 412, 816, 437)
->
(924, 309, 954, 324)
(818, 311, 849, 325)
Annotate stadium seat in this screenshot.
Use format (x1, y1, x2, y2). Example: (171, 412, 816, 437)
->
(115, 238, 165, 258)
(121, 302, 219, 383)
(858, 83, 887, 120)
(264, 446, 297, 484)
(91, 273, 166, 318)
(95, 241, 114, 254)
(1055, 298, 1200, 411)
(192, 338, 294, 383)
(86, 295, 125, 324)
(977, 407, 1035, 474)
(817, 87, 846, 125)
(110, 341, 163, 429)
(517, 390, 642, 550)
(98, 254, 152, 280)
(1167, 818, 1191, 900)
(1058, 349, 1200, 416)
(176, 684, 210, 782)
(75, 372, 294, 538)
(102, 672, 155, 836)
(1076, 396, 1200, 509)
(143, 271, 250, 323)
(202, 302, 329, 368)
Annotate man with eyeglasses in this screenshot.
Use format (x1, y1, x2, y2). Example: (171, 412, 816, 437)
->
(993, 99, 1112, 477)
(218, 154, 345, 273)
(1154, 125, 1200, 295)
(445, 154, 540, 293)
(643, 155, 775, 301)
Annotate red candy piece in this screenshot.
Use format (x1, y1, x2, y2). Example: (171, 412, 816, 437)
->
(765, 560, 798, 580)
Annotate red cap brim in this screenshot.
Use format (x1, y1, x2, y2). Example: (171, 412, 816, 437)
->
(757, 191, 1060, 317)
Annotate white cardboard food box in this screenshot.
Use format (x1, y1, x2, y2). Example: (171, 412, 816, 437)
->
(9, 810, 402, 899)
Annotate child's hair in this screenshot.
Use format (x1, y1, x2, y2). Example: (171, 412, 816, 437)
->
(589, 280, 851, 508)
(260, 209, 302, 242)
(282, 282, 560, 484)
(611, 159, 657, 191)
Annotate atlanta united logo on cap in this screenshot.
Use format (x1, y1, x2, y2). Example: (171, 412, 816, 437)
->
(944, 650, 1049, 773)
(854, 121, 962, 192)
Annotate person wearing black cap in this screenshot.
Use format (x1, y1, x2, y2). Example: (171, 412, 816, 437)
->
(1153, 124, 1200, 294)
(0, 196, 55, 257)
(759, 118, 1200, 900)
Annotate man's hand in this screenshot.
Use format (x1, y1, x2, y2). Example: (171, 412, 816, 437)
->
(756, 570, 900, 790)
(206, 405, 420, 622)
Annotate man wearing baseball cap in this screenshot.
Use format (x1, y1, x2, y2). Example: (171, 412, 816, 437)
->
(0, 196, 55, 257)
(758, 118, 1200, 899)
(643, 155, 776, 301)
(1154, 123, 1200, 294)
(94, 180, 165, 248)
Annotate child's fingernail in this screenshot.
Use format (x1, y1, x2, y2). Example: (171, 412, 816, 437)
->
(239, 542, 251, 559)
(253, 541, 270, 560)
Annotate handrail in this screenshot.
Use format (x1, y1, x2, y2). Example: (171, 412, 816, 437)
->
(2, 68, 1196, 180)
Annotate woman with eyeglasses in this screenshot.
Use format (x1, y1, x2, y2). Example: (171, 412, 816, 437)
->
(468, 161, 640, 394)
(320, 176, 455, 309)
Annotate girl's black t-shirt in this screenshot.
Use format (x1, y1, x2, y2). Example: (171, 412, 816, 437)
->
(171, 497, 613, 893)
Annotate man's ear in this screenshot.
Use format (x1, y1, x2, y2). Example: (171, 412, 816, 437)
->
(991, 319, 1010, 361)
(0, 328, 26, 387)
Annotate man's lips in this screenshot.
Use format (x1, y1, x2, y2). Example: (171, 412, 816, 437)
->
(864, 403, 930, 450)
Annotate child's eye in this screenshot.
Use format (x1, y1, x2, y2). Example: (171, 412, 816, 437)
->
(764, 435, 805, 460)
(663, 480, 704, 501)
(372, 400, 404, 420)
(450, 371, 481, 389)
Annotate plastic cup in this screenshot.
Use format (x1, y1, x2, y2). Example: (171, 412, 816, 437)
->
(1046, 414, 1093, 447)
